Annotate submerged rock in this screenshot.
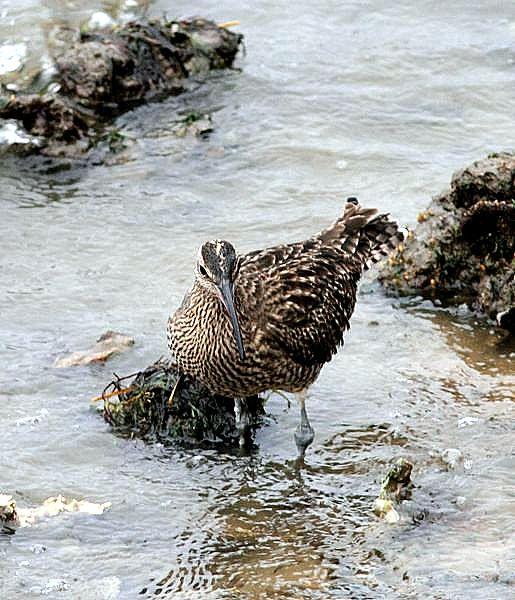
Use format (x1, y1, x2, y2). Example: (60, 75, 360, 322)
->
(379, 153, 515, 332)
(99, 358, 265, 445)
(0, 17, 242, 157)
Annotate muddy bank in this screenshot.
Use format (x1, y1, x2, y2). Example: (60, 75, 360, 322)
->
(98, 359, 265, 446)
(0, 17, 242, 157)
(379, 153, 515, 333)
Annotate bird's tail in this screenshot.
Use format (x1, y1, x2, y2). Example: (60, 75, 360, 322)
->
(318, 197, 404, 269)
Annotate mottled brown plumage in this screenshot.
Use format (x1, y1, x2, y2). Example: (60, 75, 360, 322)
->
(167, 200, 402, 453)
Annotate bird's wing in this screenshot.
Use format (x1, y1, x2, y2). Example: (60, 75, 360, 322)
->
(237, 202, 402, 366)
(237, 239, 361, 366)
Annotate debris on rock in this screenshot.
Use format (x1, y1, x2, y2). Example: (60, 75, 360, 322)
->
(379, 153, 515, 333)
(54, 330, 134, 368)
(0, 494, 19, 533)
(0, 17, 242, 156)
(1, 494, 111, 534)
(373, 458, 414, 523)
(97, 358, 265, 445)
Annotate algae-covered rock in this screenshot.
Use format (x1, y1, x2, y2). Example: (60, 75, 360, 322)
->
(373, 458, 414, 523)
(99, 359, 264, 445)
(56, 19, 242, 114)
(0, 17, 242, 157)
(379, 153, 515, 332)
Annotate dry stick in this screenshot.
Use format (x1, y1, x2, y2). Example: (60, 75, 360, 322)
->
(217, 20, 240, 28)
(91, 386, 135, 403)
(167, 373, 185, 408)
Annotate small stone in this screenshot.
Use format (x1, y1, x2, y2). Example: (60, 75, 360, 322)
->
(440, 448, 463, 470)
(87, 12, 116, 31)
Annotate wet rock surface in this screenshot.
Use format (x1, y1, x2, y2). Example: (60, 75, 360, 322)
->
(379, 153, 515, 332)
(99, 358, 265, 446)
(0, 17, 242, 157)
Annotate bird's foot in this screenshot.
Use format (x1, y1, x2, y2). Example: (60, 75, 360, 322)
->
(294, 423, 315, 459)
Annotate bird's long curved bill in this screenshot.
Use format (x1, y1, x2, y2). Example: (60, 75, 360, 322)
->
(219, 278, 246, 361)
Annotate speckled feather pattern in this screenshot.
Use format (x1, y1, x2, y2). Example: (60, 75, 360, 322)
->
(167, 202, 402, 397)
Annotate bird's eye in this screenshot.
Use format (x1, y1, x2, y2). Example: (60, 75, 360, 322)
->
(199, 265, 208, 277)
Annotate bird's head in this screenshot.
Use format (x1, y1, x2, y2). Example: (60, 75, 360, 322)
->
(195, 240, 245, 360)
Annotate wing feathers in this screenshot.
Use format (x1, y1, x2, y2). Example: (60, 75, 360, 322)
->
(238, 200, 402, 366)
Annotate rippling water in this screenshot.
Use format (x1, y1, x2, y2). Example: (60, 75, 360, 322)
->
(1, 1, 514, 598)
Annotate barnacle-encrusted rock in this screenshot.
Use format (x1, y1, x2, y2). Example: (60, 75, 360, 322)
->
(379, 153, 515, 332)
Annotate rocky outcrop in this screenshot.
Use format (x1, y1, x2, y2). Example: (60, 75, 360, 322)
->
(379, 153, 514, 332)
(0, 18, 242, 157)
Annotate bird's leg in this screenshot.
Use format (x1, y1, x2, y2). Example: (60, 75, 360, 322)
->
(234, 397, 250, 448)
(294, 390, 314, 458)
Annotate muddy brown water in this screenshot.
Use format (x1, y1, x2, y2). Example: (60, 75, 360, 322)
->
(1, 1, 514, 598)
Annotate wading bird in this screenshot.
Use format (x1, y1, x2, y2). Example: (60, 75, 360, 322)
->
(167, 199, 402, 456)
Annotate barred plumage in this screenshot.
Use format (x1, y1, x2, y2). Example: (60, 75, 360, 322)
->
(167, 200, 402, 454)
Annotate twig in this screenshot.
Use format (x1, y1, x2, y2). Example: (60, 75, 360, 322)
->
(91, 386, 135, 403)
(218, 20, 240, 29)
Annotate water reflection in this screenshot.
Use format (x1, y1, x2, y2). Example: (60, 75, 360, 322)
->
(144, 431, 409, 599)
(418, 308, 514, 376)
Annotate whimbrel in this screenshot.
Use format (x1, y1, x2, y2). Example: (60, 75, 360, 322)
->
(167, 199, 402, 456)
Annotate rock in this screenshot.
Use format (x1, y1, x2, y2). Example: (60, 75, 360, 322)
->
(0, 42, 26, 76)
(379, 153, 515, 333)
(0, 494, 19, 532)
(453, 496, 467, 508)
(0, 119, 41, 152)
(17, 495, 111, 526)
(54, 330, 134, 367)
(0, 17, 242, 157)
(172, 112, 213, 137)
(1, 493, 111, 533)
(99, 358, 265, 445)
(440, 448, 463, 470)
(86, 11, 116, 31)
(373, 458, 414, 523)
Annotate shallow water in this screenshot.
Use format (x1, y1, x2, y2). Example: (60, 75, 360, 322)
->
(1, 1, 515, 598)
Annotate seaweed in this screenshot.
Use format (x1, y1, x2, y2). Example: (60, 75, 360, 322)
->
(98, 358, 265, 446)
